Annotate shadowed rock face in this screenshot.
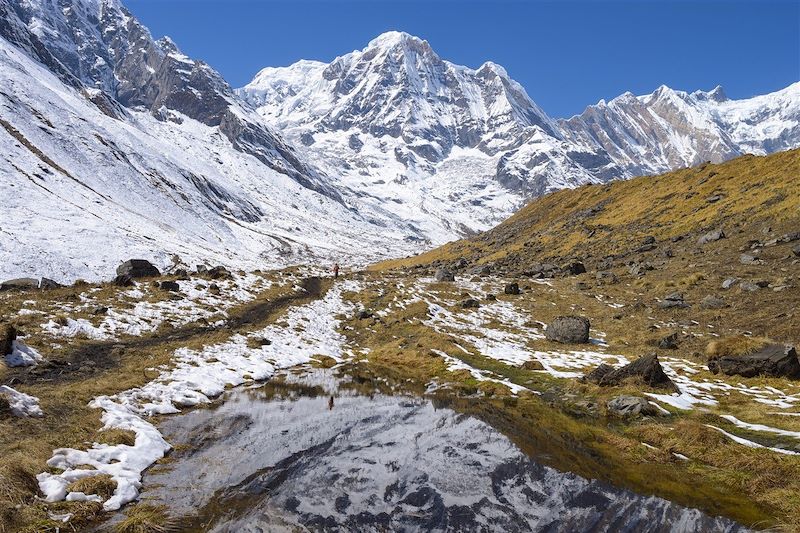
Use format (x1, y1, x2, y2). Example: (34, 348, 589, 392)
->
(141, 374, 745, 533)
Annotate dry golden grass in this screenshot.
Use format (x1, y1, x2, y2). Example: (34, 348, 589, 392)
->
(706, 336, 773, 360)
(67, 474, 117, 500)
(115, 504, 178, 533)
(97, 428, 137, 447)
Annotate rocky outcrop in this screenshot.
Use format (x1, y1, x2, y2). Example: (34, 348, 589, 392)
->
(434, 268, 455, 282)
(0, 278, 38, 291)
(607, 396, 658, 418)
(589, 354, 678, 392)
(708, 345, 800, 379)
(117, 260, 161, 279)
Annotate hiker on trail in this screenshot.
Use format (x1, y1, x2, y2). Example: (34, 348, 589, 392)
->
(333, 262, 340, 279)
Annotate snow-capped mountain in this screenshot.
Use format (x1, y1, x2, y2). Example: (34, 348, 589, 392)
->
(241, 31, 799, 208)
(0, 0, 797, 283)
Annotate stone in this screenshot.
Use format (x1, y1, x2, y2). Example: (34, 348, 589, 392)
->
(642, 236, 656, 245)
(562, 262, 586, 276)
(116, 259, 160, 279)
(520, 359, 544, 371)
(434, 268, 455, 282)
(574, 282, 590, 291)
(461, 298, 480, 309)
(740, 280, 769, 292)
(1, 324, 17, 356)
(658, 332, 679, 350)
(701, 295, 727, 309)
(658, 292, 688, 309)
(705, 194, 723, 203)
(596, 271, 618, 284)
(697, 229, 725, 245)
(469, 265, 492, 276)
(208, 266, 232, 280)
(112, 274, 134, 287)
(92, 306, 109, 316)
(581, 363, 615, 384)
(39, 278, 63, 290)
(545, 316, 590, 344)
(158, 280, 180, 292)
(721, 278, 738, 290)
(607, 396, 658, 418)
(208, 283, 221, 295)
(451, 258, 468, 270)
(780, 232, 800, 243)
(357, 309, 373, 320)
(636, 243, 657, 253)
(629, 262, 654, 276)
(485, 294, 497, 301)
(792, 244, 800, 257)
(739, 254, 762, 265)
(174, 268, 190, 280)
(196, 264, 209, 274)
(709, 345, 800, 379)
(504, 283, 521, 295)
(598, 353, 678, 391)
(0, 278, 39, 291)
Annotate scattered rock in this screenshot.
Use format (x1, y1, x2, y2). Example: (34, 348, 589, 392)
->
(739, 254, 762, 265)
(642, 236, 656, 245)
(658, 332, 679, 350)
(0, 278, 39, 291)
(469, 265, 492, 276)
(705, 194, 723, 203)
(1, 324, 17, 356)
(208, 266, 232, 280)
(116, 259, 161, 279)
(658, 292, 688, 309)
(520, 359, 544, 371)
(597, 353, 678, 391)
(39, 278, 63, 290)
(112, 274, 134, 287)
(721, 278, 738, 290)
(581, 363, 614, 384)
(504, 283, 521, 295)
(562, 262, 586, 276)
(709, 345, 800, 379)
(740, 280, 769, 292)
(434, 268, 455, 282)
(574, 282, 590, 291)
(629, 262, 654, 276)
(697, 229, 725, 245)
(485, 294, 497, 301)
(357, 309, 373, 320)
(461, 298, 480, 309)
(636, 243, 657, 253)
(158, 280, 180, 292)
(780, 232, 800, 243)
(196, 265, 209, 275)
(596, 271, 618, 284)
(545, 316, 590, 344)
(607, 396, 658, 418)
(174, 268, 190, 280)
(92, 306, 109, 316)
(792, 244, 800, 257)
(451, 258, 468, 270)
(701, 295, 727, 309)
(208, 283, 221, 295)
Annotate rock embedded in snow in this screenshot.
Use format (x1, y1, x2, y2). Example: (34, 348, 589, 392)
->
(545, 316, 590, 344)
(117, 260, 161, 279)
(39, 278, 63, 290)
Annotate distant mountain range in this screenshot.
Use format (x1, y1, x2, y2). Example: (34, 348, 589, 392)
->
(0, 1, 797, 281)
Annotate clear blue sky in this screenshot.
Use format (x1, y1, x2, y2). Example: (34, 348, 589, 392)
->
(124, 0, 799, 118)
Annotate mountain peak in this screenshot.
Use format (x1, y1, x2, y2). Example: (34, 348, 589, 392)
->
(366, 31, 425, 49)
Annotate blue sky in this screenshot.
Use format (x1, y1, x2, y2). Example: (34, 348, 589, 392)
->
(124, 0, 799, 118)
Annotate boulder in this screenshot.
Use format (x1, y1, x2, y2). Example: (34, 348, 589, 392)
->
(520, 359, 545, 371)
(174, 268, 190, 280)
(701, 295, 727, 309)
(721, 278, 738, 290)
(504, 283, 521, 295)
(158, 280, 180, 292)
(208, 266, 232, 280)
(0, 278, 39, 291)
(39, 278, 63, 290)
(697, 228, 725, 245)
(658, 292, 688, 309)
(485, 294, 497, 301)
(112, 274, 134, 287)
(451, 258, 468, 270)
(117, 259, 160, 279)
(658, 332, 679, 350)
(562, 262, 586, 276)
(469, 265, 492, 276)
(546, 316, 590, 344)
(597, 353, 678, 391)
(739, 254, 762, 265)
(642, 236, 656, 245)
(607, 396, 658, 418)
(461, 298, 480, 309)
(596, 271, 618, 284)
(740, 280, 768, 292)
(208, 283, 221, 295)
(581, 363, 614, 384)
(629, 262, 654, 276)
(708, 345, 800, 379)
(434, 268, 455, 282)
(792, 244, 800, 257)
(196, 264, 209, 274)
(1, 324, 17, 356)
(92, 306, 109, 316)
(357, 309, 374, 320)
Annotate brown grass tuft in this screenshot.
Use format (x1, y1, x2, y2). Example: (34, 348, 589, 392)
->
(115, 504, 178, 533)
(706, 336, 772, 360)
(66, 474, 117, 499)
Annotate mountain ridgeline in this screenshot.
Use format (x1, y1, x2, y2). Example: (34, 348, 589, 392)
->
(0, 0, 797, 282)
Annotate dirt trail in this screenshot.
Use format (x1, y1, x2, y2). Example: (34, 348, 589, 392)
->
(4, 276, 327, 387)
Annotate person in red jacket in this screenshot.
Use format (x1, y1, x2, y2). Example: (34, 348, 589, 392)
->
(333, 262, 340, 279)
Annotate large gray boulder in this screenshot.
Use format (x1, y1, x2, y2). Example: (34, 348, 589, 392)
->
(546, 316, 590, 344)
(697, 228, 725, 245)
(708, 345, 800, 379)
(607, 396, 658, 418)
(592, 353, 678, 392)
(0, 278, 39, 291)
(117, 259, 161, 279)
(433, 268, 455, 282)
